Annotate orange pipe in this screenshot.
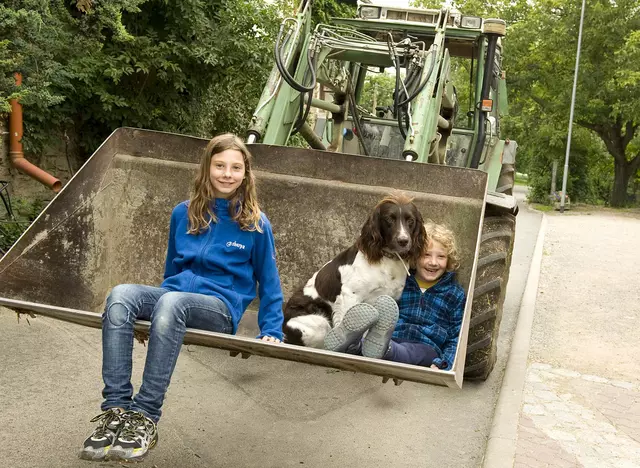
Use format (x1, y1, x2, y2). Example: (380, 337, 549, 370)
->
(9, 73, 62, 193)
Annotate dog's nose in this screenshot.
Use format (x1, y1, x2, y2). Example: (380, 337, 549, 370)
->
(397, 238, 409, 247)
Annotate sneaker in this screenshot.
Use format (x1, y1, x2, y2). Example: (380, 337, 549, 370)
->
(324, 303, 379, 352)
(79, 408, 126, 461)
(362, 295, 399, 359)
(108, 410, 158, 461)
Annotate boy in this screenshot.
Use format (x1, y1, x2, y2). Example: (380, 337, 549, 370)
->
(388, 220, 465, 369)
(324, 221, 465, 370)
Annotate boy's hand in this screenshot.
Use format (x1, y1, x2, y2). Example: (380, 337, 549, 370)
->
(430, 364, 439, 370)
(260, 336, 281, 343)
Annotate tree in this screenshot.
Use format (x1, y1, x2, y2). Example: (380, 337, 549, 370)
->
(416, 0, 640, 206)
(359, 71, 395, 114)
(506, 0, 640, 206)
(1, 0, 283, 156)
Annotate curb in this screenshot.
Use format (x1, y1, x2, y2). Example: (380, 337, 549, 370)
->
(482, 215, 547, 468)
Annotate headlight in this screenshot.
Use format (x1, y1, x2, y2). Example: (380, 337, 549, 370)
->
(359, 6, 381, 19)
(460, 16, 482, 29)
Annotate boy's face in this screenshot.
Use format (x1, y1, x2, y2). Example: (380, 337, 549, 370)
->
(415, 240, 448, 283)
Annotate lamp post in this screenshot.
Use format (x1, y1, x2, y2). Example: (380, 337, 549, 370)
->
(560, 0, 587, 213)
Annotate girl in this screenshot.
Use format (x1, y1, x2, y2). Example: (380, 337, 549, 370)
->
(80, 134, 284, 462)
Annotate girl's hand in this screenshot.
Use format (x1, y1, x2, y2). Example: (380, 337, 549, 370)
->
(260, 336, 281, 343)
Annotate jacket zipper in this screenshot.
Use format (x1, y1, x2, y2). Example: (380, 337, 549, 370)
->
(190, 223, 216, 292)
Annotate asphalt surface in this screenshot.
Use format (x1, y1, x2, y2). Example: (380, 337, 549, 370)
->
(0, 185, 542, 468)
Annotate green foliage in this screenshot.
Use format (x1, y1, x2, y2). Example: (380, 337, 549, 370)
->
(414, 0, 640, 206)
(0, 39, 16, 114)
(502, 0, 640, 206)
(0, 0, 282, 156)
(309, 0, 356, 25)
(514, 172, 528, 185)
(288, 132, 311, 149)
(413, 0, 532, 22)
(523, 127, 599, 204)
(359, 71, 395, 114)
(0, 222, 24, 253)
(531, 203, 553, 212)
(0, 197, 46, 253)
(410, 0, 444, 9)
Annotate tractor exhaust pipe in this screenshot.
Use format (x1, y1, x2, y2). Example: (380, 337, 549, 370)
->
(469, 20, 506, 169)
(9, 73, 62, 193)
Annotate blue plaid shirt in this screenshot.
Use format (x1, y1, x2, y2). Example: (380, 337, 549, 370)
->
(392, 271, 465, 370)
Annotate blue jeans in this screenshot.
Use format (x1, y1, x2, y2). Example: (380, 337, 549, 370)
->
(101, 284, 233, 423)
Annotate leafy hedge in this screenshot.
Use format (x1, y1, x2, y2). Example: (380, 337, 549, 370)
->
(0, 0, 284, 157)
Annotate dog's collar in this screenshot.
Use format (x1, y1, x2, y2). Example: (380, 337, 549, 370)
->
(381, 250, 397, 259)
(382, 250, 411, 276)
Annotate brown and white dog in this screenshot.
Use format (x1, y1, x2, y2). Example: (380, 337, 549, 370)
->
(283, 193, 426, 347)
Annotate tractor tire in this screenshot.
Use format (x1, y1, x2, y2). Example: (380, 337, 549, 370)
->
(496, 163, 515, 195)
(464, 207, 516, 380)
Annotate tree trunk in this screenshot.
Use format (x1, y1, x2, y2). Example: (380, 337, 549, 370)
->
(611, 161, 631, 207)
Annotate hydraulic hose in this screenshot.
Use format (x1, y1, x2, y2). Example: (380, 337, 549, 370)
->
(397, 65, 420, 104)
(275, 20, 317, 93)
(397, 48, 437, 107)
(292, 89, 314, 134)
(291, 52, 318, 134)
(348, 89, 370, 156)
(470, 34, 499, 169)
(389, 37, 408, 140)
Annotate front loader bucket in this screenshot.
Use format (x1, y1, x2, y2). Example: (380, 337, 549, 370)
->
(0, 128, 487, 388)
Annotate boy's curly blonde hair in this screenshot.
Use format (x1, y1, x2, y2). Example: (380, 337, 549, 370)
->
(424, 220, 460, 271)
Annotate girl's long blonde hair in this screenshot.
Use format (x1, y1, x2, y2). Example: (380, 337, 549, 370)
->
(424, 220, 460, 271)
(187, 133, 262, 234)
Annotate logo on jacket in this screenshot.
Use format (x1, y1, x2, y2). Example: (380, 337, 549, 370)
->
(226, 241, 246, 250)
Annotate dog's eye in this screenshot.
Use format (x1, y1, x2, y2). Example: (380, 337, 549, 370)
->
(383, 216, 394, 226)
(407, 218, 415, 228)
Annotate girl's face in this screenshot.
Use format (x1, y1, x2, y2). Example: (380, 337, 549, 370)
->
(415, 239, 448, 283)
(209, 149, 246, 199)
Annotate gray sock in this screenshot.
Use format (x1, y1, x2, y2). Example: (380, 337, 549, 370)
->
(362, 295, 399, 359)
(324, 303, 379, 352)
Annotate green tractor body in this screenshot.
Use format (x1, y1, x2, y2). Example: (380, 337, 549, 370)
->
(248, 0, 518, 379)
(0, 0, 517, 386)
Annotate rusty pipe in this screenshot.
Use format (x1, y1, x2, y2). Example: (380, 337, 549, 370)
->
(9, 73, 62, 193)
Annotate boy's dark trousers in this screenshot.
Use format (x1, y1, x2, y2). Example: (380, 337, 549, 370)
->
(384, 339, 439, 367)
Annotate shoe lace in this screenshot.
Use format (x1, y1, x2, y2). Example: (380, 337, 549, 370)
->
(118, 412, 153, 441)
(90, 409, 121, 437)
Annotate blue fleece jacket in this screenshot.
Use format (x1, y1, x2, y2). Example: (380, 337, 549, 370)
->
(161, 199, 284, 340)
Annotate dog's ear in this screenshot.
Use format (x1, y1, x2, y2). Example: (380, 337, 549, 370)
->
(408, 205, 426, 267)
(356, 204, 384, 262)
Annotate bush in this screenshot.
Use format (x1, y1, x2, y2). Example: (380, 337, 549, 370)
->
(0, 197, 46, 253)
(1, 0, 283, 157)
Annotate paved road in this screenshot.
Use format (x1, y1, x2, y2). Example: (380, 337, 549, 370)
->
(0, 186, 542, 468)
(514, 210, 640, 468)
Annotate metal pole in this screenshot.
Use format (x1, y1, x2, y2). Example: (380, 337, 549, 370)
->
(560, 0, 586, 213)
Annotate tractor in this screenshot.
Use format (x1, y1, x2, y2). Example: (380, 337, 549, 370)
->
(0, 0, 517, 387)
